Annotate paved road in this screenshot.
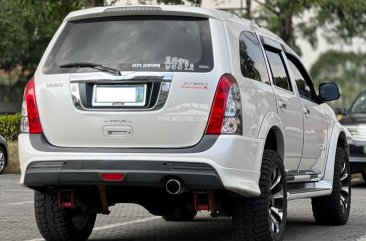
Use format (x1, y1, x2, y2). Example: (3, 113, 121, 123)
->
(1, 174, 366, 241)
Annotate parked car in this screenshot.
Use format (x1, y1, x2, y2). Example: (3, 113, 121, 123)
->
(18, 5, 350, 241)
(0, 135, 8, 174)
(340, 91, 366, 180)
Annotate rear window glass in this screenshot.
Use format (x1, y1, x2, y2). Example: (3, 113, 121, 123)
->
(43, 16, 213, 74)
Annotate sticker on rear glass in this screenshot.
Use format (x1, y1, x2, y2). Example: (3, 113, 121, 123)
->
(132, 63, 161, 69)
(164, 56, 194, 71)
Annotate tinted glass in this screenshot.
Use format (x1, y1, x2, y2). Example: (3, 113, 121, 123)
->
(287, 55, 319, 102)
(351, 93, 366, 113)
(239, 31, 269, 83)
(43, 16, 213, 74)
(265, 51, 291, 91)
(288, 60, 312, 99)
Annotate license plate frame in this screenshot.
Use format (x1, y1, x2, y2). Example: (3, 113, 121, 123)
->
(92, 84, 147, 107)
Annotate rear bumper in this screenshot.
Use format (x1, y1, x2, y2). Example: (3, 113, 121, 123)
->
(19, 133, 264, 197)
(24, 160, 223, 189)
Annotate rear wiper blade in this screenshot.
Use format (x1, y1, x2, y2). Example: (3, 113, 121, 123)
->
(58, 62, 121, 76)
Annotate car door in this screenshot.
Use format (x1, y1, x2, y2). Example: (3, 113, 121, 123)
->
(261, 37, 304, 171)
(285, 54, 328, 173)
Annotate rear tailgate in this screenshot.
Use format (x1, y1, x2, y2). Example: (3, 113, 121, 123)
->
(36, 15, 226, 148)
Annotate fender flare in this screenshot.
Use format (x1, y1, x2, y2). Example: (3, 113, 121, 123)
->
(322, 121, 347, 183)
(257, 111, 285, 160)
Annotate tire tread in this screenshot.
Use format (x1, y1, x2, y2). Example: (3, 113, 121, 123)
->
(34, 191, 96, 241)
(232, 149, 287, 241)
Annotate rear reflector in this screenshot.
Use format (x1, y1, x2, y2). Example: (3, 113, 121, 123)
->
(101, 173, 126, 182)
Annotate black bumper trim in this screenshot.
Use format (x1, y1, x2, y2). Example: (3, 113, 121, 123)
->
(349, 144, 366, 158)
(24, 160, 224, 189)
(28, 134, 218, 154)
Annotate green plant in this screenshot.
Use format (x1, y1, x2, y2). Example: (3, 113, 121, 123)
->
(0, 113, 21, 141)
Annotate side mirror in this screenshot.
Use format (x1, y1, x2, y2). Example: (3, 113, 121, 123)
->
(319, 83, 340, 101)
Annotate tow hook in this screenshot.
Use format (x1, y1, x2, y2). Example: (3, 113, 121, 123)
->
(58, 189, 76, 209)
(194, 192, 215, 212)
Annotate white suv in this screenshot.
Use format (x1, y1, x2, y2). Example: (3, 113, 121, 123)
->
(19, 5, 351, 241)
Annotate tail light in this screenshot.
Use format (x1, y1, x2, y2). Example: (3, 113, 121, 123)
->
(206, 74, 242, 135)
(21, 77, 43, 134)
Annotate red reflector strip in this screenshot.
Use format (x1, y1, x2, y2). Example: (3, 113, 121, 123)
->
(101, 173, 125, 181)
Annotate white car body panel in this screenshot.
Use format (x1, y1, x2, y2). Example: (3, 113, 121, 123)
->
(271, 86, 303, 171)
(298, 99, 328, 171)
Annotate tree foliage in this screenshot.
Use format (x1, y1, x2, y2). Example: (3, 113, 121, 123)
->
(315, 0, 366, 43)
(253, 0, 366, 55)
(310, 50, 366, 107)
(254, 0, 318, 54)
(0, 0, 115, 110)
(0, 0, 87, 72)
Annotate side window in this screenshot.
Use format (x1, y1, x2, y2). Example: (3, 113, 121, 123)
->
(239, 31, 270, 84)
(265, 50, 292, 91)
(286, 55, 318, 102)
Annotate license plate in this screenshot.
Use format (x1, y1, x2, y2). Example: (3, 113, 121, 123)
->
(92, 85, 146, 107)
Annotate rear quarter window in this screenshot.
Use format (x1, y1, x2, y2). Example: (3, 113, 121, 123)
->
(43, 16, 213, 74)
(239, 31, 269, 84)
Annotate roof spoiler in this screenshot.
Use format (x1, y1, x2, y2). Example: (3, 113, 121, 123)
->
(64, 5, 223, 22)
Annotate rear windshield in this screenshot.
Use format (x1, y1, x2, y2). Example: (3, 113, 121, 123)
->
(43, 16, 213, 74)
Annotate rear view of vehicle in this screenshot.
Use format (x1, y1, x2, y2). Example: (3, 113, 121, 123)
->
(18, 5, 350, 241)
(19, 6, 245, 241)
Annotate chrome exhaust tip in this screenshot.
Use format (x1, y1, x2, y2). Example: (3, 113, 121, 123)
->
(165, 179, 183, 195)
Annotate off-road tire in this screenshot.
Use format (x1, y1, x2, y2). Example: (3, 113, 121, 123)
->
(232, 149, 287, 241)
(162, 204, 197, 221)
(312, 147, 351, 225)
(34, 190, 97, 241)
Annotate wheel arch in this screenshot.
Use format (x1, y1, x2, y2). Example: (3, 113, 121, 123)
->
(322, 122, 348, 184)
(337, 130, 348, 153)
(264, 127, 285, 162)
(258, 111, 285, 161)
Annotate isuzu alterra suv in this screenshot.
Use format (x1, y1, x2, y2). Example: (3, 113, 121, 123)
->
(18, 5, 351, 241)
